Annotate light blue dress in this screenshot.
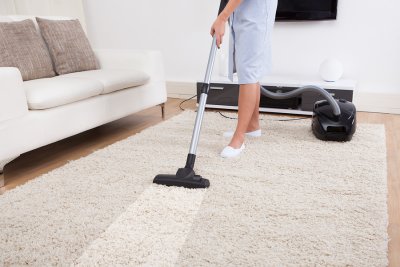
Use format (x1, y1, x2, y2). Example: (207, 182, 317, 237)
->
(228, 0, 278, 84)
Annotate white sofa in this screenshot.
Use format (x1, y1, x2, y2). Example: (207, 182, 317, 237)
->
(0, 16, 167, 187)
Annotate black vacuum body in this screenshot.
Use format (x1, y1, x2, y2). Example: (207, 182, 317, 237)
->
(312, 99, 356, 141)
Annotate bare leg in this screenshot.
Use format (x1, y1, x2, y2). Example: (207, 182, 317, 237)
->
(247, 84, 261, 132)
(229, 83, 259, 148)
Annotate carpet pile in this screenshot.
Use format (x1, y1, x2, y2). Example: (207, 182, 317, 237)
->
(0, 111, 388, 266)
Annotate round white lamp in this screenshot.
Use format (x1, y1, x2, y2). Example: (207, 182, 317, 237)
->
(319, 58, 343, 82)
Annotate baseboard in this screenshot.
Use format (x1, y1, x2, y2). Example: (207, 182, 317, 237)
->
(166, 81, 197, 99)
(354, 92, 400, 114)
(167, 81, 400, 114)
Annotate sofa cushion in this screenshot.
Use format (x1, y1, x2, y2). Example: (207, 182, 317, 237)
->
(23, 77, 103, 110)
(36, 17, 99, 75)
(0, 19, 55, 81)
(61, 69, 150, 94)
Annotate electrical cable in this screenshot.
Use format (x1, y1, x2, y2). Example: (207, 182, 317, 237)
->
(179, 95, 311, 122)
(179, 94, 197, 111)
(218, 111, 311, 122)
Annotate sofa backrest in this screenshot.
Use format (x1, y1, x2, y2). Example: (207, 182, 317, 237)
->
(0, 16, 85, 33)
(0, 0, 86, 29)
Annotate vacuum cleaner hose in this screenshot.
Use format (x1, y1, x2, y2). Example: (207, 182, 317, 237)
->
(260, 85, 341, 116)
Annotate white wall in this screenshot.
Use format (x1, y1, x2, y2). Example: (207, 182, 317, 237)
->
(0, 0, 87, 28)
(83, 0, 219, 83)
(84, 0, 400, 94)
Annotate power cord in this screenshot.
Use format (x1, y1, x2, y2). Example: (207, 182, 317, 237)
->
(179, 95, 197, 111)
(179, 95, 311, 122)
(268, 117, 311, 122)
(218, 111, 311, 122)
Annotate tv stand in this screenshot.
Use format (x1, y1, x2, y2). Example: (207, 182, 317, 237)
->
(197, 76, 356, 115)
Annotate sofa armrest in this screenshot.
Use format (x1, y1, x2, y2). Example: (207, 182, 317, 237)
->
(0, 67, 28, 123)
(94, 49, 166, 83)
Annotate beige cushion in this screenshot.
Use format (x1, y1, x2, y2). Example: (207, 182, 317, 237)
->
(61, 69, 150, 94)
(0, 19, 55, 81)
(23, 76, 103, 110)
(36, 17, 99, 75)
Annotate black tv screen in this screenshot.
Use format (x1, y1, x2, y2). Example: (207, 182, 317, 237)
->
(276, 0, 338, 21)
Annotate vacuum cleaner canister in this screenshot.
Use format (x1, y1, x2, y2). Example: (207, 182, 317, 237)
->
(312, 99, 356, 141)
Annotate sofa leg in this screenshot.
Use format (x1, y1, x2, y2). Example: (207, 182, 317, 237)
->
(0, 156, 18, 189)
(0, 171, 4, 189)
(160, 103, 166, 119)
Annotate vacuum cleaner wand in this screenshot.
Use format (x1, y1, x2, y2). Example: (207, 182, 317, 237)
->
(153, 36, 218, 189)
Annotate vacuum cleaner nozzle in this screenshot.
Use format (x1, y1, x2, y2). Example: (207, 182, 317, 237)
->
(153, 167, 210, 189)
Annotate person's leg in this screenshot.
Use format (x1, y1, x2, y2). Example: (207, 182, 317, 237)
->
(247, 84, 261, 132)
(228, 83, 259, 148)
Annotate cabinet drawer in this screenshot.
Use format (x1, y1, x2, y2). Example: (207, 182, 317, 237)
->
(301, 89, 353, 111)
(196, 82, 354, 114)
(197, 83, 239, 106)
(302, 89, 353, 104)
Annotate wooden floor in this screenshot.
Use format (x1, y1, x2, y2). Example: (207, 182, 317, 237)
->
(1, 98, 399, 266)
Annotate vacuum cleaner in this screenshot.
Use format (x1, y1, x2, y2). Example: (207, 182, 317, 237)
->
(153, 1, 356, 189)
(260, 86, 357, 142)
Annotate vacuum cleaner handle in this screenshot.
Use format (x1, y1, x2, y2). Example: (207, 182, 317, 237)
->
(188, 35, 218, 156)
(204, 35, 218, 85)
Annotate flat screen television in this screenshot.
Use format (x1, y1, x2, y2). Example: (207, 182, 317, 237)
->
(276, 0, 338, 21)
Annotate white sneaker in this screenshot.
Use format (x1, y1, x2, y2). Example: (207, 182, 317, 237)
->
(223, 129, 262, 138)
(220, 143, 245, 158)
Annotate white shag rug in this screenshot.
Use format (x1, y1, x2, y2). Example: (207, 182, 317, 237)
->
(0, 111, 388, 266)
